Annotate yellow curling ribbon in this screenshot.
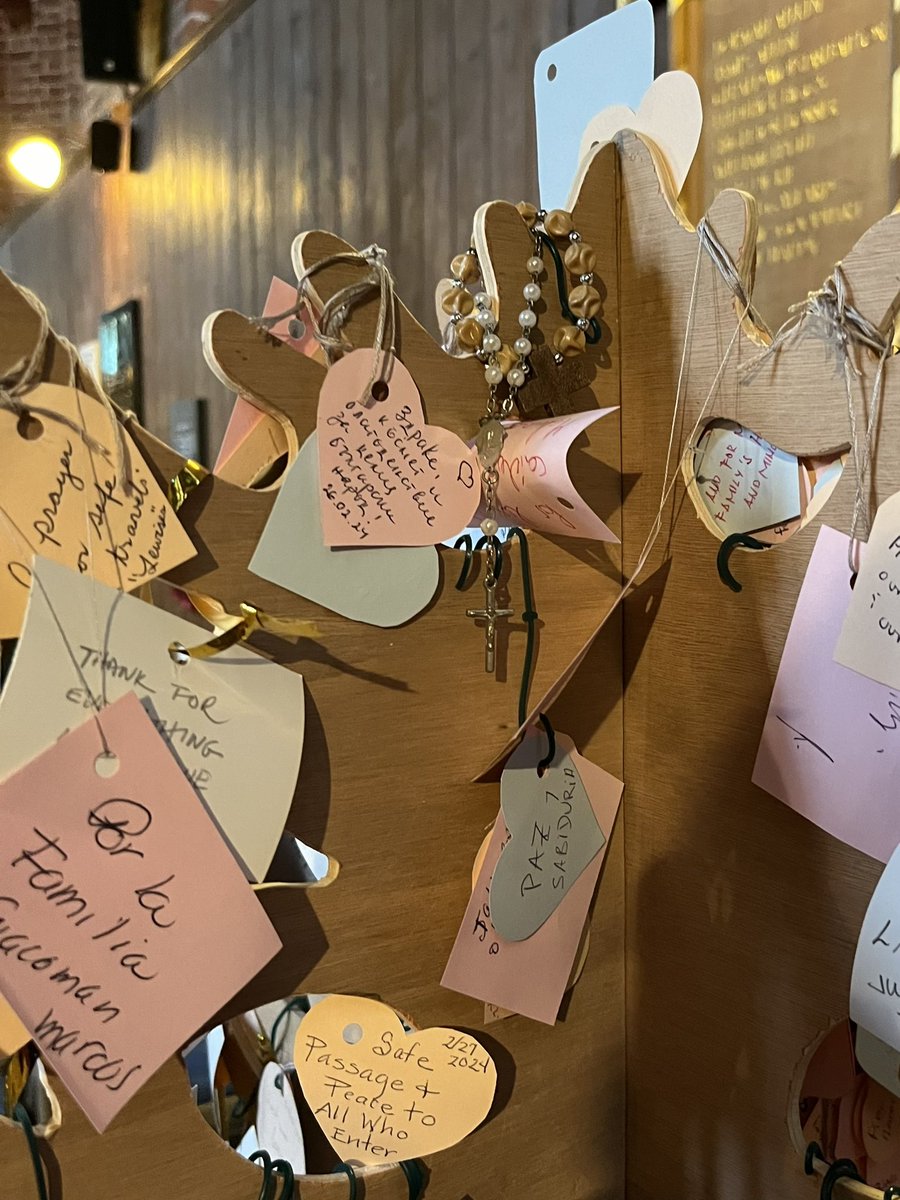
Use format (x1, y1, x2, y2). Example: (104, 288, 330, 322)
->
(168, 459, 209, 512)
(169, 602, 321, 661)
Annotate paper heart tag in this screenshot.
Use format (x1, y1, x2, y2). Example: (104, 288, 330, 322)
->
(250, 433, 439, 626)
(0, 556, 305, 882)
(835, 490, 900, 688)
(293, 994, 496, 1165)
(490, 733, 606, 941)
(0, 382, 196, 638)
(316, 349, 479, 547)
(578, 71, 702, 194)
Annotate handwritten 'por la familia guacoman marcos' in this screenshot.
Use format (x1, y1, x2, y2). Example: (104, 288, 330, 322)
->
(0, 800, 177, 1097)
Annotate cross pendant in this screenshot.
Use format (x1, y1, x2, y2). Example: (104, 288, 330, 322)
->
(466, 578, 514, 674)
(515, 344, 592, 418)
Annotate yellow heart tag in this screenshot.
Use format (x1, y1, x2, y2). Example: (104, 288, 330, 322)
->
(293, 995, 496, 1166)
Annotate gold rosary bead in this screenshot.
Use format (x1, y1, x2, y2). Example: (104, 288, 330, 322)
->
(567, 283, 602, 319)
(451, 251, 480, 283)
(496, 345, 517, 376)
(544, 208, 574, 237)
(456, 316, 484, 351)
(440, 287, 475, 316)
(516, 201, 538, 225)
(551, 323, 586, 357)
(564, 241, 596, 275)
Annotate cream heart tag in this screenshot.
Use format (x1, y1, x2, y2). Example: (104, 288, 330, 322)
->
(578, 71, 702, 195)
(316, 349, 479, 547)
(490, 732, 606, 941)
(293, 994, 496, 1166)
(250, 433, 439, 627)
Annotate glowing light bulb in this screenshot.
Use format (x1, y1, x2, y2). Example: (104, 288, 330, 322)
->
(7, 137, 62, 190)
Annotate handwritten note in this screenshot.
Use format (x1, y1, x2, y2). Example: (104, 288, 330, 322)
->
(851, 846, 900, 1053)
(686, 421, 803, 539)
(0, 382, 195, 638)
(836, 491, 900, 688)
(490, 734, 606, 940)
(256, 1062, 306, 1173)
(293, 994, 496, 1165)
(0, 557, 305, 881)
(753, 526, 900, 863)
(0, 693, 281, 1131)
(442, 732, 622, 1023)
(493, 409, 619, 541)
(316, 350, 479, 546)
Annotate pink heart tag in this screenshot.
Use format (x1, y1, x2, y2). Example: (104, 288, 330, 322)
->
(317, 349, 479, 547)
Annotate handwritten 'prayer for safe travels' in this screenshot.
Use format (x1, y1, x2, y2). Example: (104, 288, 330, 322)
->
(0, 383, 195, 638)
(0, 693, 281, 1131)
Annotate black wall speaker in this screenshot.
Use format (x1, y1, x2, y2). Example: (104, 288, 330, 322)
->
(79, 0, 142, 84)
(90, 120, 122, 172)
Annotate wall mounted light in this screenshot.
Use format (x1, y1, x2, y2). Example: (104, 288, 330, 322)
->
(7, 136, 63, 189)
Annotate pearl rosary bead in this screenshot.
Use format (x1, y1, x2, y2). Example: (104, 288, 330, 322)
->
(513, 336, 532, 356)
(482, 331, 501, 353)
(484, 364, 503, 386)
(474, 291, 491, 309)
(523, 282, 541, 302)
(476, 308, 497, 328)
(507, 366, 526, 388)
(480, 517, 499, 537)
(526, 255, 543, 274)
(518, 309, 537, 329)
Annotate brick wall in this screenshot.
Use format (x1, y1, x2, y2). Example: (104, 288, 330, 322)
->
(0, 0, 110, 219)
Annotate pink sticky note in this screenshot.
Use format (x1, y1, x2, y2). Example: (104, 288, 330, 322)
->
(494, 409, 619, 541)
(0, 692, 281, 1131)
(214, 277, 316, 475)
(317, 349, 479, 546)
(753, 525, 900, 863)
(442, 734, 622, 1024)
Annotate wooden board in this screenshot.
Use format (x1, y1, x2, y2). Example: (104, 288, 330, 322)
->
(675, 0, 893, 324)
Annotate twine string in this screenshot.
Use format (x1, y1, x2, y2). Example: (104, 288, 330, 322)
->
(0, 283, 136, 493)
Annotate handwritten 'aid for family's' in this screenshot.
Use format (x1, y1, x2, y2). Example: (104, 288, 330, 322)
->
(293, 994, 496, 1166)
(0, 557, 306, 882)
(0, 692, 281, 1131)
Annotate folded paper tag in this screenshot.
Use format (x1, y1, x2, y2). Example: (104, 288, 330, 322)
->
(0, 382, 195, 638)
(835, 491, 900, 688)
(256, 1062, 306, 1173)
(0, 557, 305, 881)
(851, 844, 900, 1053)
(490, 734, 606, 940)
(494, 409, 619, 541)
(293, 994, 496, 1165)
(317, 350, 479, 546)
(686, 421, 803, 540)
(250, 433, 440, 626)
(442, 732, 622, 1023)
(0, 692, 281, 1131)
(753, 526, 900, 863)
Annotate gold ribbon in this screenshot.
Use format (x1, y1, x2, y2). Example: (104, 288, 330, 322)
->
(169, 602, 321, 661)
(168, 460, 209, 512)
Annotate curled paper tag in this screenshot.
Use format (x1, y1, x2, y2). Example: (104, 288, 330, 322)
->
(293, 994, 496, 1165)
(0, 557, 305, 882)
(0, 382, 195, 638)
(316, 349, 479, 547)
(494, 409, 619, 541)
(835, 490, 900, 688)
(250, 433, 440, 627)
(0, 693, 280, 1132)
(490, 735, 606, 940)
(256, 1062, 306, 1174)
(851, 844, 900, 1053)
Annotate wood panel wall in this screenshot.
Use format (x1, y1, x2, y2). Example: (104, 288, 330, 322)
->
(0, 0, 616, 456)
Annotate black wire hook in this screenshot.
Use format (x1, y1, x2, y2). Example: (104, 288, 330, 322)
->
(820, 1158, 863, 1200)
(717, 531, 769, 592)
(537, 713, 556, 776)
(400, 1158, 427, 1199)
(333, 1162, 359, 1199)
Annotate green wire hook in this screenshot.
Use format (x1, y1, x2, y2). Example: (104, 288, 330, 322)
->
(12, 1104, 48, 1200)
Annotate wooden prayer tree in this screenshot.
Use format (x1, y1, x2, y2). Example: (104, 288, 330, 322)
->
(2, 128, 898, 1199)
